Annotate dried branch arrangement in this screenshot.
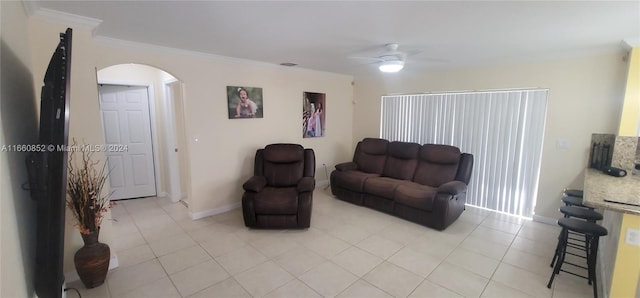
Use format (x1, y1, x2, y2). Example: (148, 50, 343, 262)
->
(66, 140, 110, 235)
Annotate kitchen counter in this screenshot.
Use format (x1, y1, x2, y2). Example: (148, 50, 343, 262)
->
(583, 168, 640, 214)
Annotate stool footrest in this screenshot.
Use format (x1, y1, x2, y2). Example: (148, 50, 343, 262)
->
(567, 243, 587, 251)
(560, 269, 589, 280)
(564, 261, 588, 270)
(565, 251, 587, 259)
(569, 231, 587, 237)
(568, 233, 586, 238)
(568, 237, 586, 244)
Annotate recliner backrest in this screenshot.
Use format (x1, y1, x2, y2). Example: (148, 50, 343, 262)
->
(382, 141, 420, 180)
(304, 148, 316, 178)
(353, 138, 389, 174)
(455, 153, 474, 184)
(259, 144, 305, 187)
(413, 144, 462, 187)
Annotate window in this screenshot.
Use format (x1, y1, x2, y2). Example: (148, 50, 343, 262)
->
(381, 89, 548, 218)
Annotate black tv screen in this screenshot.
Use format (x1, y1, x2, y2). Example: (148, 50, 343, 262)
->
(26, 28, 72, 298)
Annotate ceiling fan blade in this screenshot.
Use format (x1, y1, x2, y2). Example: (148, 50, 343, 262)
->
(349, 56, 384, 63)
(404, 49, 424, 57)
(407, 57, 451, 67)
(417, 56, 450, 63)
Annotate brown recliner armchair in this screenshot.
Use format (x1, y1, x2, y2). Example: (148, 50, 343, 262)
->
(242, 144, 316, 229)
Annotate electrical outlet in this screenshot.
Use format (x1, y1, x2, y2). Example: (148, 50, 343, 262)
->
(626, 228, 640, 246)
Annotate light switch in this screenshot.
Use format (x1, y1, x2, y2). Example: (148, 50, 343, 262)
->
(626, 228, 640, 246)
(556, 139, 570, 150)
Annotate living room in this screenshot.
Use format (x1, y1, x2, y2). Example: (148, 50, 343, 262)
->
(2, 1, 638, 297)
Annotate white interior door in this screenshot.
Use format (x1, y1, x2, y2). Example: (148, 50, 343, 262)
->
(99, 84, 157, 200)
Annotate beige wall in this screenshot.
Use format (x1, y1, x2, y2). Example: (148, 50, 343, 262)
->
(84, 40, 355, 216)
(353, 52, 627, 220)
(95, 52, 350, 215)
(27, 11, 353, 257)
(1, 2, 39, 297)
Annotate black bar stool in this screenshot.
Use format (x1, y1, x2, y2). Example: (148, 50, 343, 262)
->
(547, 218, 607, 298)
(561, 189, 594, 210)
(561, 195, 588, 207)
(551, 206, 604, 267)
(559, 206, 603, 222)
(564, 189, 584, 198)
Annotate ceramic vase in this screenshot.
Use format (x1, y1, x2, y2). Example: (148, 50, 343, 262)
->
(74, 229, 110, 288)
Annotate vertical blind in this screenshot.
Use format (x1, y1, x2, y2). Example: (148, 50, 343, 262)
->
(381, 89, 548, 218)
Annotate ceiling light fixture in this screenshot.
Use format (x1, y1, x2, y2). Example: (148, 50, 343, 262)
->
(379, 60, 404, 73)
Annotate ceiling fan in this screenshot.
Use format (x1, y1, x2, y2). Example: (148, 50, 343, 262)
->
(350, 43, 418, 73)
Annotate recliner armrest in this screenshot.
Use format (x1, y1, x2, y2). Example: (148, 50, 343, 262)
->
(437, 181, 467, 196)
(243, 176, 267, 192)
(297, 176, 316, 192)
(335, 162, 358, 171)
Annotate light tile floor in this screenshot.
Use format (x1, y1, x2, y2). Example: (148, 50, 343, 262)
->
(67, 188, 596, 298)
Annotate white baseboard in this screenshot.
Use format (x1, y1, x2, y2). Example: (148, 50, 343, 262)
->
(168, 193, 182, 203)
(316, 179, 329, 188)
(532, 214, 558, 226)
(189, 202, 241, 220)
(64, 253, 119, 283)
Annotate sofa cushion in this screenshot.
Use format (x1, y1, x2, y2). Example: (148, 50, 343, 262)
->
(254, 187, 298, 214)
(413, 144, 461, 187)
(331, 170, 380, 192)
(394, 183, 438, 211)
(354, 138, 389, 174)
(382, 142, 420, 180)
(363, 177, 403, 199)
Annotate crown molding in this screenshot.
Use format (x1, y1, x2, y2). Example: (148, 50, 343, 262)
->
(28, 6, 102, 35)
(94, 36, 240, 62)
(93, 36, 353, 79)
(21, 0, 38, 17)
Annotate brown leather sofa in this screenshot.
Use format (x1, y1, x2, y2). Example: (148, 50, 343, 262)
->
(242, 143, 316, 229)
(330, 138, 473, 230)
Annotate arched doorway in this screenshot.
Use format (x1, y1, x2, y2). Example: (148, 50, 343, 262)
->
(96, 64, 189, 204)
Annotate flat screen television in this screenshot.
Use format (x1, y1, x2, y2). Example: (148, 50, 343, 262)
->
(25, 28, 72, 298)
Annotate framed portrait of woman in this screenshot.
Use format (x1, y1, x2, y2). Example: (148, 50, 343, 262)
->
(227, 86, 263, 119)
(303, 92, 326, 138)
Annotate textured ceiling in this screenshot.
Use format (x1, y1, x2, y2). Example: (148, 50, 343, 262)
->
(29, 1, 640, 76)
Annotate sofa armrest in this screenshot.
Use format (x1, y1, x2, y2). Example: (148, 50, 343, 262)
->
(297, 176, 316, 192)
(243, 176, 267, 192)
(432, 181, 468, 230)
(335, 161, 358, 171)
(436, 181, 467, 196)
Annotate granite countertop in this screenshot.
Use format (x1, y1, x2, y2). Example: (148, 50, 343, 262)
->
(583, 168, 640, 215)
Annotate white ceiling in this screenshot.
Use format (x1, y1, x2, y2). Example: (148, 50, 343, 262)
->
(28, 1, 640, 77)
